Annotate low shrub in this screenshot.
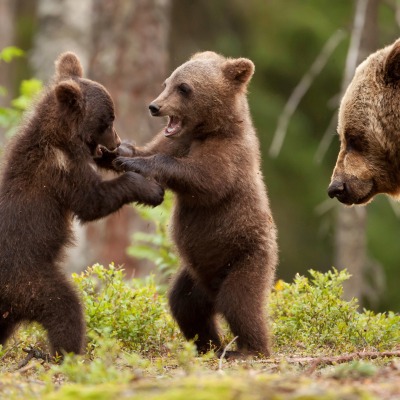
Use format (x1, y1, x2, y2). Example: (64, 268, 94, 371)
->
(270, 268, 400, 354)
(72, 264, 180, 356)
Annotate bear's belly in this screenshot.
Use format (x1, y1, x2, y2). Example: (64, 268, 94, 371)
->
(171, 208, 266, 292)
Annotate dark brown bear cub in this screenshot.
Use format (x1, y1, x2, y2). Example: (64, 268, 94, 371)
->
(0, 52, 164, 357)
(115, 51, 278, 357)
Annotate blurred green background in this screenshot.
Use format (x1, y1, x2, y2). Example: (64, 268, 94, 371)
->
(1, 0, 399, 311)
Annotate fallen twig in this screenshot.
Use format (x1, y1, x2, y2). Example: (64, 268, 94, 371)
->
(258, 350, 400, 371)
(0, 341, 22, 361)
(269, 29, 346, 158)
(218, 336, 239, 371)
(16, 346, 50, 370)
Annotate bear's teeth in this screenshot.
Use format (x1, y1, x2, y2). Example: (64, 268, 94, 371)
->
(165, 116, 181, 136)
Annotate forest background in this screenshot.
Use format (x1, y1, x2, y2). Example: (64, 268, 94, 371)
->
(1, 0, 400, 312)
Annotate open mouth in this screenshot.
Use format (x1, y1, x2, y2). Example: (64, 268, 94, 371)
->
(165, 116, 182, 137)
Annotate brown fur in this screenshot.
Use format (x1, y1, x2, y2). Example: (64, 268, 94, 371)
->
(328, 39, 400, 205)
(0, 52, 164, 357)
(114, 52, 278, 357)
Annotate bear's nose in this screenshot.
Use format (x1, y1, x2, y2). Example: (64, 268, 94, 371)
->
(149, 103, 160, 116)
(327, 180, 346, 199)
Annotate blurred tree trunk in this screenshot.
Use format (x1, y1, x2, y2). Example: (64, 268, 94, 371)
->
(87, 0, 171, 277)
(30, 0, 93, 80)
(335, 0, 380, 303)
(30, 0, 94, 272)
(0, 0, 16, 144)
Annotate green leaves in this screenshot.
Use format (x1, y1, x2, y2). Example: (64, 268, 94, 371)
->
(270, 268, 400, 354)
(0, 79, 43, 138)
(11, 79, 43, 110)
(128, 191, 179, 287)
(0, 46, 43, 138)
(72, 264, 179, 356)
(0, 46, 24, 63)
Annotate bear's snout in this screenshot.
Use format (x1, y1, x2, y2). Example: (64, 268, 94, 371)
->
(327, 180, 346, 199)
(149, 103, 161, 116)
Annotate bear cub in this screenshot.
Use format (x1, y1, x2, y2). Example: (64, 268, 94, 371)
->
(328, 38, 400, 205)
(115, 51, 278, 357)
(0, 52, 163, 357)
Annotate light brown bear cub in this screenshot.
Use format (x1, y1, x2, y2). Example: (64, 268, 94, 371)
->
(115, 51, 278, 357)
(328, 38, 400, 205)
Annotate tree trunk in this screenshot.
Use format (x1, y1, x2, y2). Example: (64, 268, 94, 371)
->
(30, 0, 93, 272)
(87, 0, 171, 277)
(335, 0, 380, 303)
(0, 0, 16, 144)
(30, 0, 93, 80)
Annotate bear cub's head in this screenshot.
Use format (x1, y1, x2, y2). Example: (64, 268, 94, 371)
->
(54, 52, 120, 157)
(328, 39, 400, 205)
(148, 51, 255, 138)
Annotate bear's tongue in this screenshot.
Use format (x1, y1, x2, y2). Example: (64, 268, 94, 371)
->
(165, 116, 182, 137)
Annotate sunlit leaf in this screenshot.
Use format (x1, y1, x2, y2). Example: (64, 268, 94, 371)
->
(0, 46, 24, 63)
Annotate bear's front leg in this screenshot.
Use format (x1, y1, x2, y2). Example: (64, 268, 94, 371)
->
(114, 154, 172, 179)
(94, 141, 136, 170)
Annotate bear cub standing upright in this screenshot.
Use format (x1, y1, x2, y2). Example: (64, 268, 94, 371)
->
(328, 38, 400, 205)
(115, 51, 278, 357)
(0, 52, 163, 357)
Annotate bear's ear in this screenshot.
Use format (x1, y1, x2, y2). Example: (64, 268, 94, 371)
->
(222, 58, 255, 86)
(55, 80, 84, 112)
(55, 52, 83, 81)
(384, 40, 400, 84)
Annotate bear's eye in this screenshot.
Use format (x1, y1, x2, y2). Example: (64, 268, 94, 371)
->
(99, 120, 112, 132)
(345, 136, 363, 152)
(177, 83, 191, 96)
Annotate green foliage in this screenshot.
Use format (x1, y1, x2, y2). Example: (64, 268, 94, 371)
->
(326, 360, 378, 380)
(0, 46, 24, 63)
(0, 46, 43, 138)
(270, 268, 400, 354)
(72, 264, 179, 356)
(166, 340, 199, 374)
(1, 267, 400, 399)
(47, 337, 133, 385)
(0, 78, 43, 137)
(128, 191, 179, 285)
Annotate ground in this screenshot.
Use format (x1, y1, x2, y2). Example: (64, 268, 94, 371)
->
(0, 265, 399, 400)
(1, 351, 400, 399)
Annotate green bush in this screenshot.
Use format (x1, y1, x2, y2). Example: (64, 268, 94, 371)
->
(47, 336, 136, 385)
(270, 268, 400, 354)
(128, 191, 179, 287)
(72, 264, 180, 356)
(0, 46, 43, 139)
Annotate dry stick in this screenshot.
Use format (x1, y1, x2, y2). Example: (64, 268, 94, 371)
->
(16, 347, 50, 370)
(0, 341, 22, 361)
(259, 350, 400, 371)
(315, 0, 369, 163)
(342, 0, 369, 90)
(16, 351, 34, 370)
(218, 336, 239, 371)
(269, 30, 346, 158)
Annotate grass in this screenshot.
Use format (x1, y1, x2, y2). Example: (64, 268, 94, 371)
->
(1, 265, 400, 399)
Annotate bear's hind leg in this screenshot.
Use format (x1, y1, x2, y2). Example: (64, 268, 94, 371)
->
(216, 258, 272, 357)
(35, 274, 85, 357)
(168, 268, 221, 353)
(0, 318, 17, 347)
